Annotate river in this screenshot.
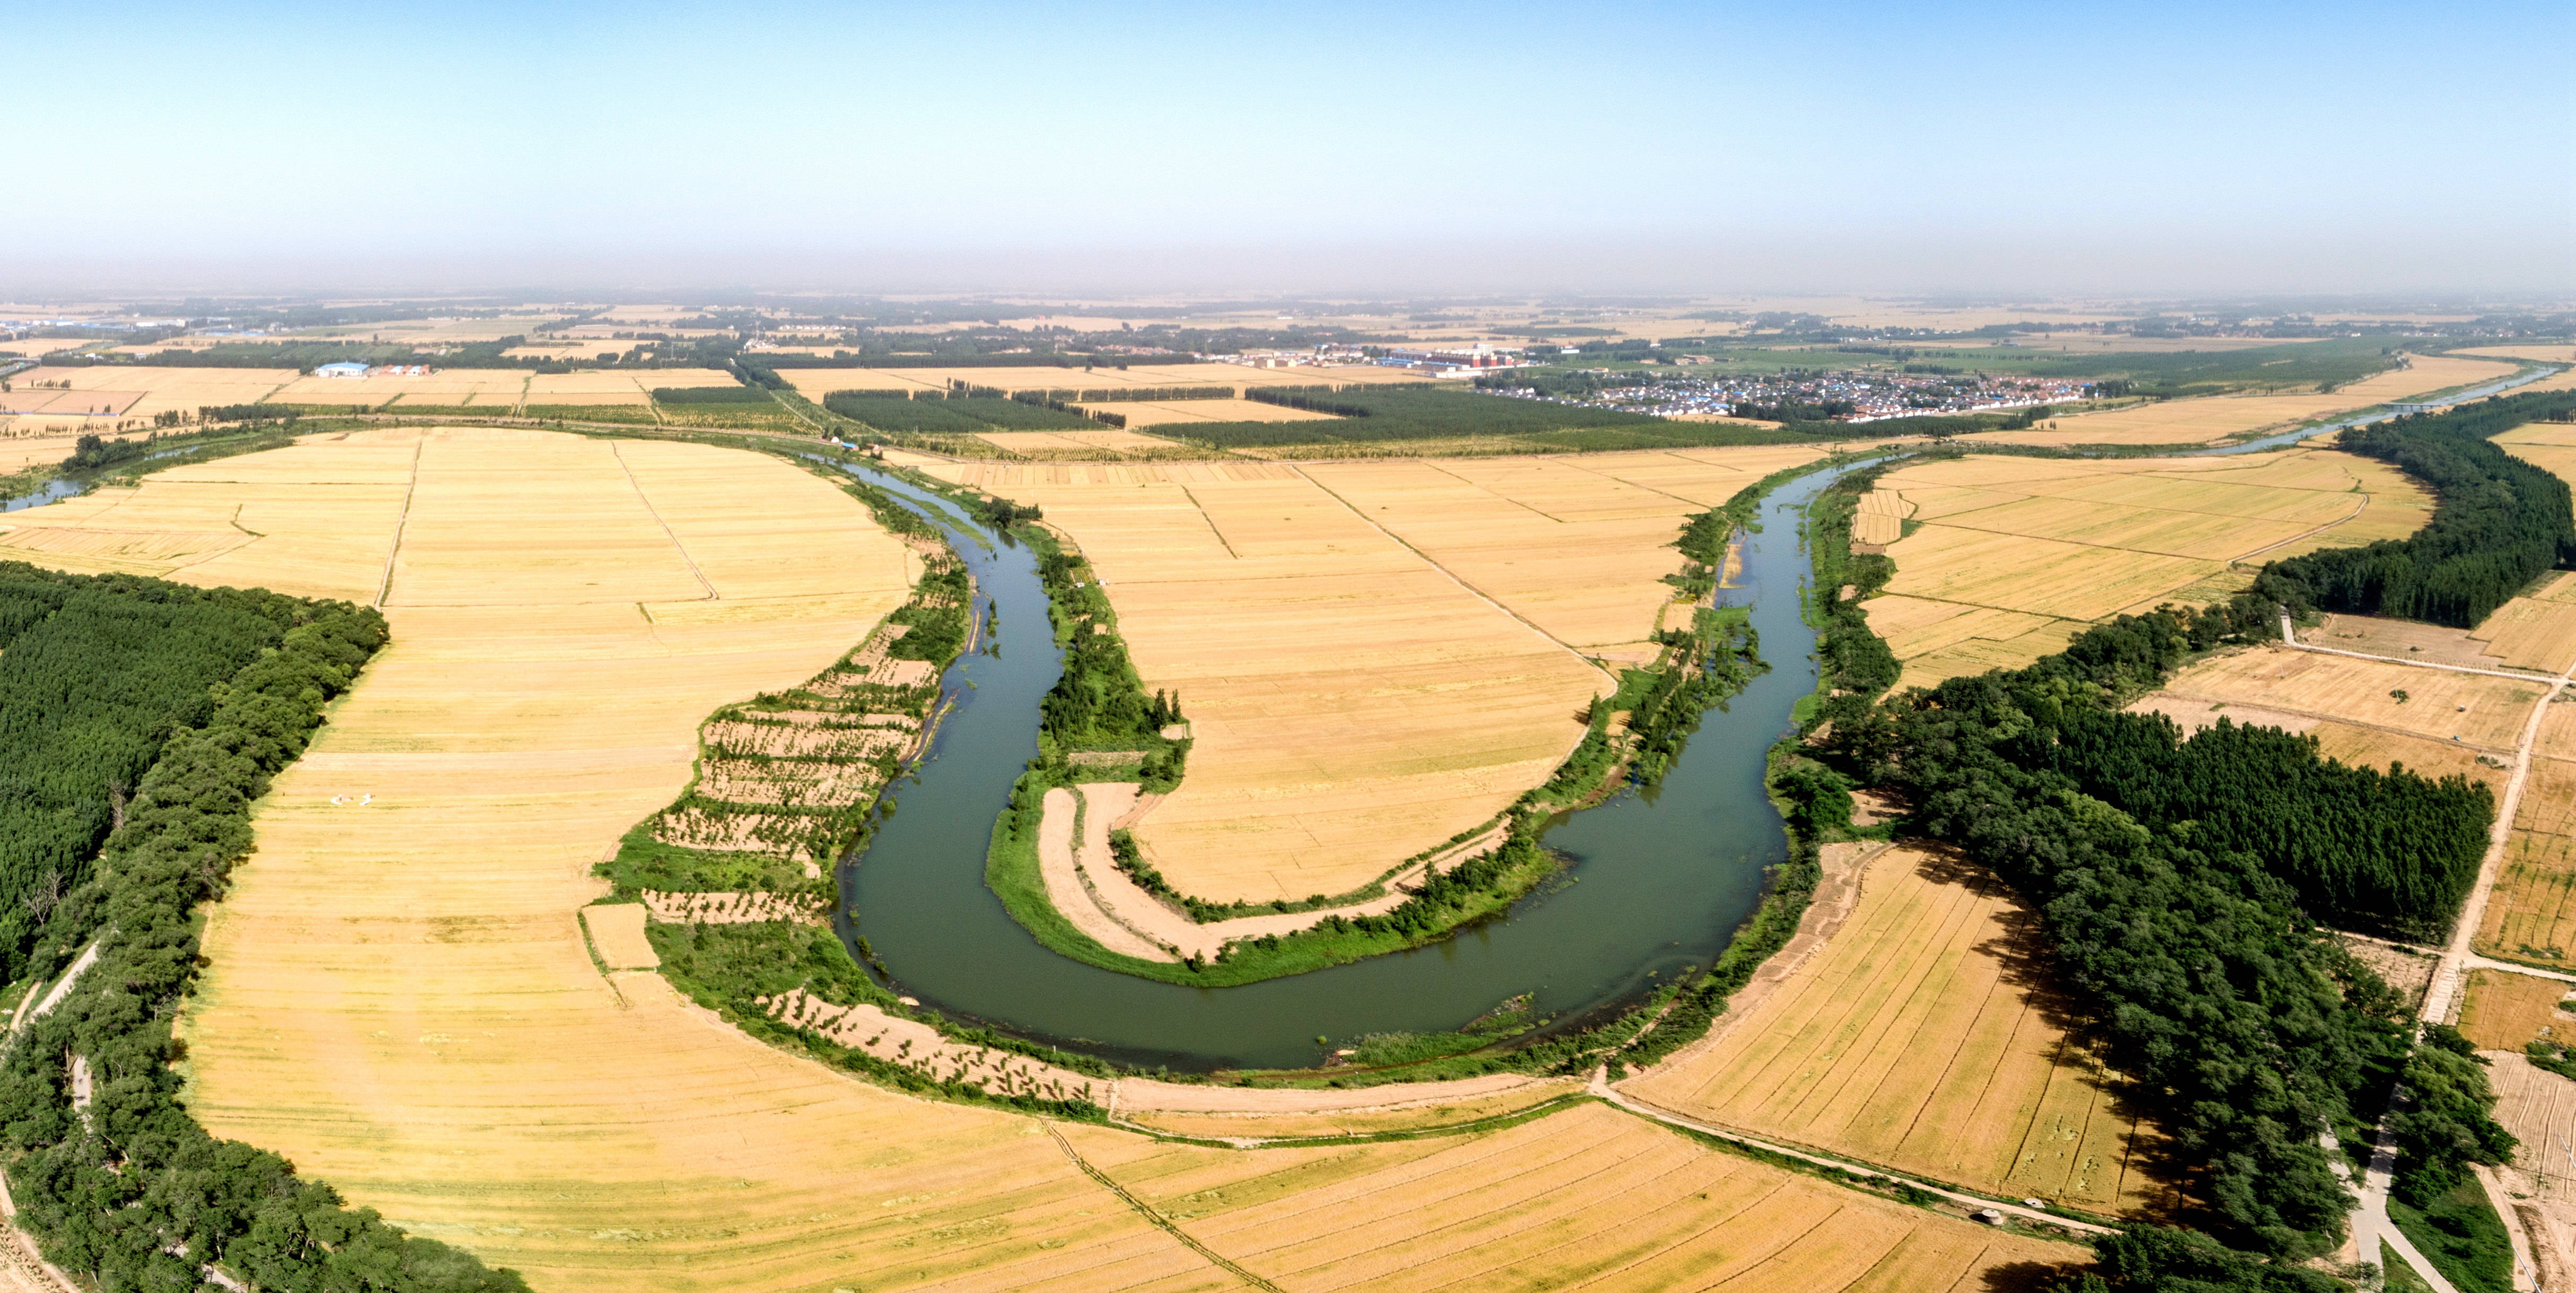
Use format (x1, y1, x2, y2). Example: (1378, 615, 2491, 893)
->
(832, 461, 1847, 1071)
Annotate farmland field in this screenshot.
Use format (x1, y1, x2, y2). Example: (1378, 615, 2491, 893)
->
(1, 364, 299, 422)
(1082, 1100, 2082, 1290)
(0, 426, 2087, 1291)
(971, 427, 1196, 457)
(2476, 752, 2576, 969)
(2500, 420, 2576, 492)
(1972, 354, 2518, 447)
(1087, 397, 1346, 427)
(780, 361, 1435, 403)
(1860, 447, 2431, 689)
(1621, 845, 2161, 1213)
(925, 445, 1821, 901)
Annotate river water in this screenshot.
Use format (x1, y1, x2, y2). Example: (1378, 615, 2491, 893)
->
(833, 462, 1845, 1071)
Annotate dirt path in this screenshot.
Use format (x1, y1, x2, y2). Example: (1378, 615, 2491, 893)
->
(2312, 611, 2576, 1286)
(1035, 785, 1171, 962)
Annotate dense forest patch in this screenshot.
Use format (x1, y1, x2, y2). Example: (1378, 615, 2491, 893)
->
(1814, 595, 2506, 1253)
(0, 563, 524, 1290)
(2257, 390, 2576, 626)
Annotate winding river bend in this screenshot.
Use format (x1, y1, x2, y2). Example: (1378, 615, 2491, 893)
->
(832, 359, 2572, 1071)
(834, 463, 1842, 1072)
(829, 361, 2570, 1071)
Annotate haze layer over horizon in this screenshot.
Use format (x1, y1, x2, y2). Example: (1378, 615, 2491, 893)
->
(8, 0, 2571, 296)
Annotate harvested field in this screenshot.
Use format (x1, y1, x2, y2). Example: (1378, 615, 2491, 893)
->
(2480, 756, 2576, 967)
(1622, 845, 2160, 1214)
(1864, 448, 2432, 689)
(2312, 613, 2525, 671)
(1, 365, 298, 421)
(925, 446, 1820, 900)
(2471, 575, 2576, 675)
(269, 370, 529, 406)
(1086, 398, 1345, 427)
(971, 428, 1194, 457)
(9, 431, 1205, 1291)
(782, 361, 1433, 404)
(2457, 969, 2576, 1050)
(1972, 354, 2519, 448)
(1117, 1079, 1584, 1140)
(3, 425, 2114, 1292)
(1851, 488, 1907, 545)
(1081, 1100, 2085, 1289)
(2155, 646, 2543, 750)
(580, 904, 659, 970)
(2484, 1052, 2576, 1195)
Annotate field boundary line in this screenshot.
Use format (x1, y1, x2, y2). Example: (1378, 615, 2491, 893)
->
(1415, 459, 1571, 522)
(1289, 465, 1613, 680)
(1040, 1121, 1283, 1292)
(610, 441, 718, 600)
(1597, 1079, 2118, 1237)
(2282, 618, 2563, 683)
(1173, 485, 1242, 558)
(2152, 686, 2520, 756)
(2226, 491, 2370, 564)
(373, 434, 423, 608)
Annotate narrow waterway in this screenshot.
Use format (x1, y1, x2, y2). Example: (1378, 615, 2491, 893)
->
(834, 462, 1844, 1071)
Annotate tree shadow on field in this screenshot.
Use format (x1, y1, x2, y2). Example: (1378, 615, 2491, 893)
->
(1910, 844, 2195, 1225)
(1979, 1259, 2086, 1293)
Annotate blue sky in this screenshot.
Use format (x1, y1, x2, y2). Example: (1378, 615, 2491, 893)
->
(8, 1, 2570, 295)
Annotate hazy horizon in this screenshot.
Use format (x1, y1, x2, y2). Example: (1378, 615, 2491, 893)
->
(11, 0, 2572, 298)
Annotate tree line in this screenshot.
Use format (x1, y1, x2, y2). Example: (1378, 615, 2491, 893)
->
(1815, 595, 2504, 1254)
(2255, 390, 2576, 627)
(0, 563, 525, 1290)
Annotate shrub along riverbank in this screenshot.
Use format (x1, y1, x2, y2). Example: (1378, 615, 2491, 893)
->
(0, 565, 525, 1290)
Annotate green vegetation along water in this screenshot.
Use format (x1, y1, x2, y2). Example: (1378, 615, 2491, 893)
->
(833, 462, 1847, 1072)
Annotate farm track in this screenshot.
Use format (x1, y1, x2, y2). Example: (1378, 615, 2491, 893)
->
(1592, 1079, 2116, 1238)
(2295, 611, 2576, 1288)
(1042, 1122, 1283, 1292)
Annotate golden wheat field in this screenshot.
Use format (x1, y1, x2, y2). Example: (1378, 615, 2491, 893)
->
(1086, 398, 1347, 427)
(4, 364, 300, 420)
(2502, 421, 2576, 492)
(2478, 755, 2576, 968)
(1623, 846, 2160, 1214)
(924, 446, 1821, 901)
(2457, 969, 2576, 1050)
(1076, 1101, 2083, 1291)
(1973, 353, 2518, 447)
(1858, 448, 2429, 689)
(970, 428, 1194, 457)
(2150, 646, 2544, 750)
(780, 361, 1435, 403)
(0, 427, 2087, 1292)
(267, 369, 530, 406)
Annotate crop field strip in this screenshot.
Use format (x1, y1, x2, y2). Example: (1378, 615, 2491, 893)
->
(1860, 447, 2434, 689)
(1970, 353, 2520, 447)
(1074, 1102, 2081, 1291)
(923, 445, 1821, 901)
(1622, 846, 2156, 1213)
